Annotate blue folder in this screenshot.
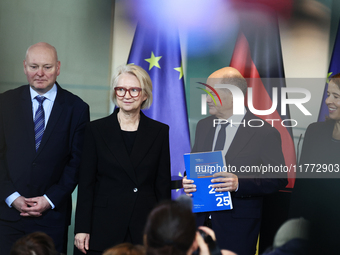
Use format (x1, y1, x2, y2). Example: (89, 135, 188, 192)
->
(184, 151, 233, 213)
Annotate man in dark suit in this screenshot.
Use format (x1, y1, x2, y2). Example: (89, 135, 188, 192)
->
(0, 42, 90, 254)
(183, 67, 287, 255)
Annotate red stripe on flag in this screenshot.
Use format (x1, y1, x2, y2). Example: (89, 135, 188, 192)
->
(231, 33, 296, 188)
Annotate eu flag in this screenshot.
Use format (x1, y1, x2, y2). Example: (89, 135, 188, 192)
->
(318, 20, 340, 121)
(127, 25, 190, 198)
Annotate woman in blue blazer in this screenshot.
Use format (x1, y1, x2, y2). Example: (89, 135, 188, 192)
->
(74, 65, 171, 254)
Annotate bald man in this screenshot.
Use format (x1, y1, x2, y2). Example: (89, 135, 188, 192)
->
(0, 42, 90, 254)
(183, 67, 287, 255)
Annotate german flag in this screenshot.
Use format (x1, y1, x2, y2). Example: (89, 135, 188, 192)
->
(230, 11, 295, 252)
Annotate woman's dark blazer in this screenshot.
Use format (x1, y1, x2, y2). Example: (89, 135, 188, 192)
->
(74, 108, 171, 251)
(289, 120, 340, 254)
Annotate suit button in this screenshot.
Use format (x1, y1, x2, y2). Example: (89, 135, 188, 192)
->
(133, 188, 138, 193)
(32, 163, 37, 167)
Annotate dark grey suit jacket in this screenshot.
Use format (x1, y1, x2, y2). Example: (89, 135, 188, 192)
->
(192, 112, 287, 255)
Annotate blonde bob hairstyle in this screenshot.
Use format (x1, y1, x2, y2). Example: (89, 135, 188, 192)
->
(111, 64, 153, 109)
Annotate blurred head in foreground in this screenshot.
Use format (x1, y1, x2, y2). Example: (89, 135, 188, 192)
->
(10, 232, 57, 255)
(103, 243, 145, 255)
(144, 199, 196, 255)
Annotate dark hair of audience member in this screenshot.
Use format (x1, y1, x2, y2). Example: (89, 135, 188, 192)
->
(10, 232, 57, 255)
(103, 243, 145, 255)
(144, 200, 196, 255)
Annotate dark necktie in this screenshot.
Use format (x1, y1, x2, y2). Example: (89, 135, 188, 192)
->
(214, 123, 229, 151)
(34, 96, 46, 151)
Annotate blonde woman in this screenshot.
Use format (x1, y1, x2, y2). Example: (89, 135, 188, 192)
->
(74, 65, 171, 255)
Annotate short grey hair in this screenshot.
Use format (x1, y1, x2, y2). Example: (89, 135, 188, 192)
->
(222, 77, 247, 96)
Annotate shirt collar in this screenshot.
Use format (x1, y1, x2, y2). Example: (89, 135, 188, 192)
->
(30, 84, 57, 102)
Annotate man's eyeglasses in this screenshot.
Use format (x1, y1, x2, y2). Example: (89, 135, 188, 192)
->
(114, 87, 142, 98)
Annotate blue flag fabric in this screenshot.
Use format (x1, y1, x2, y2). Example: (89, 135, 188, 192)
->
(127, 25, 191, 198)
(318, 20, 340, 121)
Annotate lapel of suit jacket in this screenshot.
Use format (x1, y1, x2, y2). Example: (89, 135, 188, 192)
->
(36, 83, 65, 156)
(101, 109, 138, 185)
(226, 112, 256, 162)
(20, 85, 36, 153)
(203, 116, 217, 152)
(130, 111, 162, 169)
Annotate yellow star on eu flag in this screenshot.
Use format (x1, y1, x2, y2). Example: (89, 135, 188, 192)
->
(145, 52, 162, 70)
(327, 72, 333, 83)
(174, 64, 183, 80)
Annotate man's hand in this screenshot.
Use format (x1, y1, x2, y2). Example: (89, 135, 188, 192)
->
(20, 196, 52, 217)
(12, 196, 27, 213)
(211, 172, 238, 192)
(75, 233, 90, 254)
(182, 176, 196, 196)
